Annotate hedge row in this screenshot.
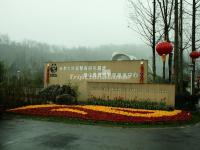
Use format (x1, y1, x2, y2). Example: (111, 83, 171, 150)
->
(86, 98, 169, 110)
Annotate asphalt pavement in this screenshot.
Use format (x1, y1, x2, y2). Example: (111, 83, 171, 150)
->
(0, 115, 200, 150)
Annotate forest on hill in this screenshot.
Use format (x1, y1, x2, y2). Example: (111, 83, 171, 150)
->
(0, 34, 156, 86)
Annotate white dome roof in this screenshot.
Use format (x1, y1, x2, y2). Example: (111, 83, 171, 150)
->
(111, 52, 137, 60)
(111, 52, 153, 73)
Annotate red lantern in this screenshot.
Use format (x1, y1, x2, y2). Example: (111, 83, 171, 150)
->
(140, 62, 144, 83)
(156, 41, 173, 56)
(46, 65, 50, 84)
(189, 51, 200, 59)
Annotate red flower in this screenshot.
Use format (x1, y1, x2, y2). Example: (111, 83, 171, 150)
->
(8, 105, 192, 124)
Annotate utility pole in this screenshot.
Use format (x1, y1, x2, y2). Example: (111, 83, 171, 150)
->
(174, 0, 179, 93)
(152, 0, 156, 82)
(179, 0, 183, 92)
(191, 0, 196, 95)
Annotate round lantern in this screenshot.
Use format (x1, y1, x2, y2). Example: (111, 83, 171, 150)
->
(140, 61, 144, 83)
(189, 51, 200, 59)
(156, 41, 173, 59)
(156, 41, 173, 80)
(46, 64, 50, 84)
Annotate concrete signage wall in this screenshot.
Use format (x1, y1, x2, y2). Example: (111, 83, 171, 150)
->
(87, 82, 175, 106)
(44, 60, 148, 101)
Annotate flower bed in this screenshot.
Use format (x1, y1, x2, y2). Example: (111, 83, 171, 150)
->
(7, 104, 192, 123)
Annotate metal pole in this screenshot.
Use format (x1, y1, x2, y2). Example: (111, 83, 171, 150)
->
(191, 69, 193, 94)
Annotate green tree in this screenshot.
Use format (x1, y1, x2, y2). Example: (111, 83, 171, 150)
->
(0, 61, 5, 105)
(128, 0, 159, 82)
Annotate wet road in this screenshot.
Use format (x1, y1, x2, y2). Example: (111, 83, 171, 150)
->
(0, 116, 200, 150)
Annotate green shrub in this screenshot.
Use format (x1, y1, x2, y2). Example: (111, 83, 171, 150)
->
(87, 97, 168, 110)
(39, 84, 78, 105)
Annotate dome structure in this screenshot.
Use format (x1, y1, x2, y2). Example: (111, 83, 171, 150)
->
(111, 52, 153, 73)
(111, 52, 137, 61)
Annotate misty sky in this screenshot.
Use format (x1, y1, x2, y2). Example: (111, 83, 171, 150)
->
(0, 0, 143, 47)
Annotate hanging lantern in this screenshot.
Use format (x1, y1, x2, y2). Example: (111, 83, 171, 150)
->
(156, 41, 173, 80)
(189, 51, 200, 59)
(140, 61, 144, 83)
(156, 41, 173, 61)
(46, 64, 50, 84)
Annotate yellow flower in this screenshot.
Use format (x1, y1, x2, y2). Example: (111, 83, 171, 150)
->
(77, 105, 181, 118)
(8, 104, 182, 118)
(8, 104, 59, 111)
(51, 108, 87, 115)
